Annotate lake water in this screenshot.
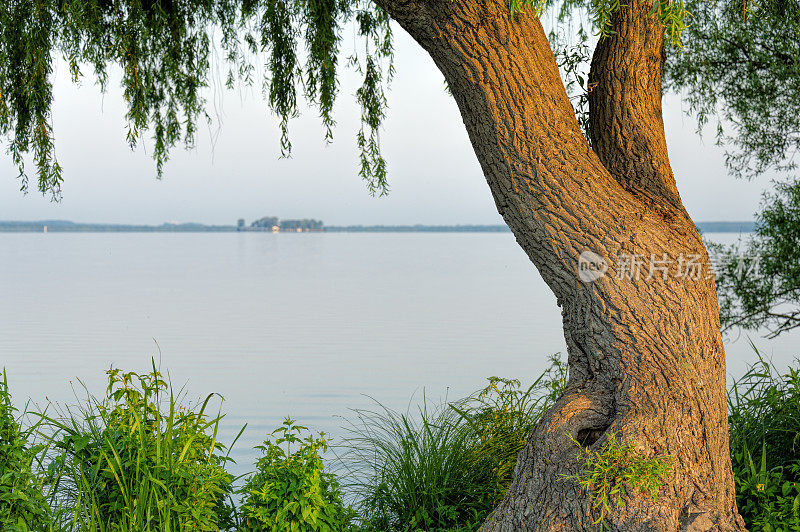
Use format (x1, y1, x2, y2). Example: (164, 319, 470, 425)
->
(1, 232, 797, 474)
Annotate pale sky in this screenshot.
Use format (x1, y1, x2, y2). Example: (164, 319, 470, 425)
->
(0, 22, 774, 226)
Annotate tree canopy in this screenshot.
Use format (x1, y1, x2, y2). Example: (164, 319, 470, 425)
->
(666, 0, 800, 180)
(665, 0, 800, 338)
(3, 0, 799, 201)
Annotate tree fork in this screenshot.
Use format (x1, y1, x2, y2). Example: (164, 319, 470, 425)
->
(376, 0, 746, 529)
(588, 1, 684, 212)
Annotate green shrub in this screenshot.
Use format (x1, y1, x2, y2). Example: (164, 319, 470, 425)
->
(729, 348, 800, 531)
(42, 363, 236, 531)
(0, 370, 53, 532)
(238, 418, 355, 532)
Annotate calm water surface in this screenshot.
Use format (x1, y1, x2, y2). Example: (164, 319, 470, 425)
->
(1, 232, 797, 473)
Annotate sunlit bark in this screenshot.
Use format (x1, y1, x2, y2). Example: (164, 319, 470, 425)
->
(374, 0, 746, 529)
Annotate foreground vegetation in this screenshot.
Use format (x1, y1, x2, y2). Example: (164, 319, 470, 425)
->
(1, 350, 798, 532)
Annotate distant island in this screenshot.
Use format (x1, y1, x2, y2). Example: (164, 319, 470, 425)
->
(0, 219, 757, 233)
(239, 216, 324, 232)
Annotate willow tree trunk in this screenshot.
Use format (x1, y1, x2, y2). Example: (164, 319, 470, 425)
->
(375, 0, 746, 530)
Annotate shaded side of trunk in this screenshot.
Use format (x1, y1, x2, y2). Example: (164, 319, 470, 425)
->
(374, 0, 745, 530)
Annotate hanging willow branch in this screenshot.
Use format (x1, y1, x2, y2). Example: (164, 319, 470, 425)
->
(0, 0, 393, 198)
(0, 0, 695, 199)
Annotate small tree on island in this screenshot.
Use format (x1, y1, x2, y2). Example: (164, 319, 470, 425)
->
(251, 216, 280, 229)
(3, 0, 799, 528)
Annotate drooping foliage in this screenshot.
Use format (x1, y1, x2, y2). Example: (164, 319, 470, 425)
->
(0, 0, 699, 201)
(711, 179, 800, 338)
(666, 0, 800, 180)
(548, 25, 593, 141)
(515, 0, 688, 45)
(0, 0, 393, 199)
(664, 0, 800, 338)
(14, 0, 800, 205)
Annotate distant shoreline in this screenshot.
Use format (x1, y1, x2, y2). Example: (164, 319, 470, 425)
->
(0, 220, 756, 233)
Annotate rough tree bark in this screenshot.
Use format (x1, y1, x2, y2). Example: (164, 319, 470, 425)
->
(373, 0, 746, 530)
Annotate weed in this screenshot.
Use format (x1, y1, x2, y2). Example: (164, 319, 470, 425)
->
(238, 418, 355, 532)
(339, 395, 493, 531)
(729, 347, 800, 531)
(452, 354, 568, 506)
(340, 355, 568, 531)
(0, 369, 53, 532)
(569, 433, 672, 530)
(40, 362, 237, 531)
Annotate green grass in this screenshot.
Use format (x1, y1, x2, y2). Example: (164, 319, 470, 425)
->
(337, 356, 568, 531)
(1, 369, 55, 532)
(338, 395, 493, 531)
(451, 356, 567, 507)
(1, 347, 799, 531)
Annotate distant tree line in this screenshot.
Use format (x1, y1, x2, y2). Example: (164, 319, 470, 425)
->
(0, 220, 233, 232)
(324, 224, 511, 232)
(0, 220, 755, 233)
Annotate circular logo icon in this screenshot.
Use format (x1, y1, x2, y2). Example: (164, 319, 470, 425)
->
(578, 250, 608, 283)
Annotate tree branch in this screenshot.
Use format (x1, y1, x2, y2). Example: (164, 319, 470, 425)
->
(588, 1, 685, 212)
